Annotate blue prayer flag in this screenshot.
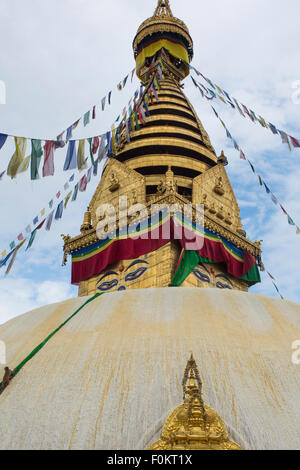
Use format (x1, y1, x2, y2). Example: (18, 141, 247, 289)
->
(55, 201, 63, 220)
(0, 133, 8, 150)
(63, 141, 77, 171)
(66, 126, 73, 141)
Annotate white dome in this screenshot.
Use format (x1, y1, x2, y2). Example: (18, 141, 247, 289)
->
(0, 288, 299, 450)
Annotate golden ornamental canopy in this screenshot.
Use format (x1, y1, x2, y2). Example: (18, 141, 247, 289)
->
(133, 0, 193, 66)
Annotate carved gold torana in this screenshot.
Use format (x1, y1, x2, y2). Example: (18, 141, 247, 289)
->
(149, 354, 242, 450)
(62, 0, 262, 297)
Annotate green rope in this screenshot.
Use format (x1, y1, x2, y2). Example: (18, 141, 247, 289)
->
(0, 293, 102, 394)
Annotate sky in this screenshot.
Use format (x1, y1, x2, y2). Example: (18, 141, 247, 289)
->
(0, 0, 299, 324)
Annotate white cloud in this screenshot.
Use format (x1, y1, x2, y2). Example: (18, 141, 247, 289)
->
(0, 277, 74, 325)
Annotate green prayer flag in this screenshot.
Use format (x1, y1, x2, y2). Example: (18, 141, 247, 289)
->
(72, 183, 79, 202)
(26, 229, 37, 251)
(208, 88, 216, 98)
(87, 138, 95, 166)
(49, 200, 53, 209)
(135, 112, 140, 130)
(30, 139, 43, 180)
(83, 111, 90, 127)
(9, 241, 15, 251)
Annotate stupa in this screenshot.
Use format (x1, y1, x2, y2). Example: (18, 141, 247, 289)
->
(0, 0, 300, 450)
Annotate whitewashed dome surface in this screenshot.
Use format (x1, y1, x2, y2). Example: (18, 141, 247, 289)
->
(0, 287, 300, 450)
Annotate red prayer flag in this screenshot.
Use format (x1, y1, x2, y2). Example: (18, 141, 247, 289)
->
(37, 219, 46, 230)
(240, 150, 246, 160)
(149, 88, 154, 105)
(92, 106, 96, 119)
(56, 191, 61, 199)
(79, 175, 87, 192)
(92, 136, 99, 154)
(280, 205, 288, 215)
(267, 272, 276, 281)
(43, 141, 55, 177)
(290, 136, 300, 148)
(18, 233, 24, 241)
(241, 104, 254, 122)
(137, 107, 145, 125)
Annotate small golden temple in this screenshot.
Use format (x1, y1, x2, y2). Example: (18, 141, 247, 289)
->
(150, 354, 241, 450)
(63, 0, 262, 298)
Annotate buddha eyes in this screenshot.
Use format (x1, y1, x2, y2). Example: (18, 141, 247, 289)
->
(192, 269, 232, 289)
(216, 281, 232, 290)
(125, 267, 148, 282)
(97, 279, 118, 292)
(96, 264, 149, 292)
(193, 269, 210, 284)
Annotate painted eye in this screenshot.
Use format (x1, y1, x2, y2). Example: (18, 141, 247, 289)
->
(97, 279, 118, 292)
(193, 269, 210, 284)
(216, 281, 232, 290)
(125, 267, 148, 282)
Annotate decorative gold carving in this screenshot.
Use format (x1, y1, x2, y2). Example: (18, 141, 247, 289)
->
(61, 234, 71, 266)
(153, 0, 173, 18)
(109, 173, 120, 192)
(209, 202, 216, 215)
(193, 164, 244, 236)
(225, 212, 233, 225)
(216, 205, 225, 220)
(80, 207, 92, 234)
(217, 150, 228, 166)
(200, 193, 208, 210)
(149, 354, 242, 450)
(213, 177, 225, 196)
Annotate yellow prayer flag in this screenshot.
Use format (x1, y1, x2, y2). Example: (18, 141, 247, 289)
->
(73, 119, 80, 129)
(216, 86, 224, 95)
(7, 137, 27, 179)
(41, 208, 46, 217)
(5, 239, 27, 276)
(64, 191, 72, 209)
(1, 250, 7, 259)
(258, 115, 268, 129)
(17, 155, 31, 174)
(218, 95, 227, 104)
(77, 139, 86, 171)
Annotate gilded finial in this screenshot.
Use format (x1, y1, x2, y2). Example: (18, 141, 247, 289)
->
(154, 0, 173, 17)
(80, 206, 92, 233)
(218, 150, 228, 166)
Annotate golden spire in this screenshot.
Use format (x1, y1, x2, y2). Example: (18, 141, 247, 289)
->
(149, 354, 242, 450)
(153, 0, 173, 18)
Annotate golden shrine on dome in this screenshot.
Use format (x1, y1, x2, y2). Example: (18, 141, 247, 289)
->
(150, 354, 242, 450)
(62, 0, 262, 297)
